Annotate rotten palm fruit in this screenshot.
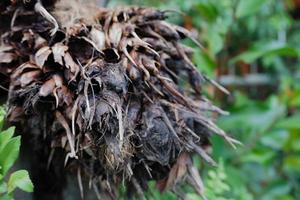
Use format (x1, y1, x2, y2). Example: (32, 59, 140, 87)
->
(0, 0, 238, 199)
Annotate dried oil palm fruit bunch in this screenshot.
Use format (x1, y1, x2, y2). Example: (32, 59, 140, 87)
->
(0, 0, 239, 199)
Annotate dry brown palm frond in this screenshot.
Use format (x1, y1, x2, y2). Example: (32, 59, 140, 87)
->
(0, 1, 236, 199)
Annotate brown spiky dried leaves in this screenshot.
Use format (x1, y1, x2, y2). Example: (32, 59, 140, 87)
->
(0, 0, 238, 199)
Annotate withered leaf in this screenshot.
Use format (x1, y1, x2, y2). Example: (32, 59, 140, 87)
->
(53, 74, 63, 88)
(0, 52, 17, 63)
(154, 21, 180, 40)
(142, 56, 159, 74)
(11, 62, 39, 80)
(35, 46, 52, 68)
(0, 45, 13, 52)
(39, 78, 56, 97)
(52, 43, 68, 66)
(90, 27, 106, 51)
(188, 164, 207, 200)
(57, 86, 74, 106)
(20, 70, 42, 87)
(21, 31, 34, 44)
(34, 36, 47, 49)
(108, 23, 123, 47)
(55, 111, 77, 159)
(157, 152, 189, 192)
(2, 4, 234, 199)
(64, 52, 79, 74)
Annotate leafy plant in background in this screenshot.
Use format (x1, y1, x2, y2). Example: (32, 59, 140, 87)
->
(142, 159, 253, 200)
(215, 93, 300, 200)
(109, 0, 300, 199)
(204, 160, 243, 200)
(0, 107, 33, 200)
(186, 159, 253, 200)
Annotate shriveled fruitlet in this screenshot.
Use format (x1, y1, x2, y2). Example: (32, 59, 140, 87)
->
(0, 0, 239, 199)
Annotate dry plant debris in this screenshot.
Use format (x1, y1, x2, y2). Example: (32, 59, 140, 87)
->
(0, 0, 238, 199)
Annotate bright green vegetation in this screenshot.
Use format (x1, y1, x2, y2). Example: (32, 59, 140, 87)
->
(0, 107, 34, 200)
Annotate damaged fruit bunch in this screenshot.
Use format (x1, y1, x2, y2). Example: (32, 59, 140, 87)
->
(0, 0, 239, 199)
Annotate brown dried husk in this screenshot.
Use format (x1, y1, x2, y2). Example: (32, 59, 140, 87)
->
(0, 0, 238, 199)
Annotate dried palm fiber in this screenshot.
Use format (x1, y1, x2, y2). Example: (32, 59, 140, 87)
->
(0, 0, 239, 199)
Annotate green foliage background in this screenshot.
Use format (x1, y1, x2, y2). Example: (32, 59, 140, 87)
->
(109, 0, 300, 199)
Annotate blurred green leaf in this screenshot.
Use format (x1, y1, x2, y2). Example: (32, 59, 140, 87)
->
(289, 131, 300, 152)
(207, 28, 224, 55)
(289, 89, 300, 107)
(0, 115, 4, 131)
(236, 0, 270, 18)
(0, 107, 5, 116)
(219, 102, 284, 134)
(205, 160, 232, 199)
(193, 49, 216, 77)
(261, 180, 291, 200)
(0, 107, 33, 198)
(241, 150, 276, 165)
(260, 130, 289, 149)
(0, 127, 15, 153)
(283, 155, 300, 173)
(186, 193, 202, 200)
(0, 193, 12, 200)
(276, 114, 300, 129)
(0, 136, 20, 176)
(0, 182, 7, 194)
(7, 170, 33, 193)
(196, 2, 218, 21)
(230, 42, 300, 64)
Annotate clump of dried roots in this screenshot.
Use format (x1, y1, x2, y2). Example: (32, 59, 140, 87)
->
(0, 0, 239, 199)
